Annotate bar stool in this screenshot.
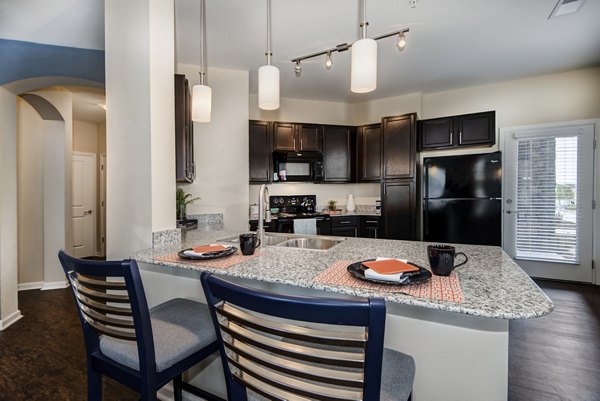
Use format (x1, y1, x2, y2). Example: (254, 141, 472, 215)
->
(58, 250, 225, 401)
(201, 272, 415, 401)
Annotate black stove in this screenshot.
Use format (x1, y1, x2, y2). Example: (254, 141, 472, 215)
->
(269, 195, 330, 234)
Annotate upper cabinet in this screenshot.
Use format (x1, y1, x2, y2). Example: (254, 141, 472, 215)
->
(419, 111, 495, 150)
(175, 74, 194, 183)
(382, 113, 417, 180)
(273, 122, 322, 152)
(357, 123, 382, 182)
(322, 125, 354, 183)
(249, 120, 272, 183)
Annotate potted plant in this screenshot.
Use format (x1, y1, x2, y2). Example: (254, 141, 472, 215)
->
(327, 200, 337, 211)
(176, 188, 200, 221)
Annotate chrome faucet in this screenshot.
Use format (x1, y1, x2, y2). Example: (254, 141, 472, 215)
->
(257, 184, 271, 247)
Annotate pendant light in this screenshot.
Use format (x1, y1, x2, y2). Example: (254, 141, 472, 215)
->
(258, 0, 280, 110)
(351, 0, 377, 93)
(192, 0, 212, 122)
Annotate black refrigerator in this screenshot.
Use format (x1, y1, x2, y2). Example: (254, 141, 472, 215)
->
(423, 152, 502, 246)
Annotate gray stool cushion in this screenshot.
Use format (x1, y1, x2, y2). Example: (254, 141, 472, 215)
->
(99, 298, 216, 372)
(380, 348, 416, 401)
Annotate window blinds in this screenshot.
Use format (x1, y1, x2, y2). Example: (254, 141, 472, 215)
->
(514, 134, 581, 264)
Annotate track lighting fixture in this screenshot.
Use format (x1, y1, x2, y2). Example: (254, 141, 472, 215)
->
(290, 0, 409, 94)
(295, 60, 302, 77)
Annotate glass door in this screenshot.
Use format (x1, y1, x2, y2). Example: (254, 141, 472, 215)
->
(502, 122, 596, 282)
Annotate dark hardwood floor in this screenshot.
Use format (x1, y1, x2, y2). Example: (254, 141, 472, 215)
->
(0, 280, 598, 401)
(509, 280, 600, 401)
(0, 288, 137, 401)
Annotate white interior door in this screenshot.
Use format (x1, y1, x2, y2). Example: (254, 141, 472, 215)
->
(72, 152, 96, 258)
(502, 121, 596, 282)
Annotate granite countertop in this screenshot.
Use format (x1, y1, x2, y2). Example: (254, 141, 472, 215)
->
(134, 230, 553, 320)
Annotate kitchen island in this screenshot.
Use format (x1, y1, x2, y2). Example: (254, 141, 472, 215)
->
(134, 230, 553, 401)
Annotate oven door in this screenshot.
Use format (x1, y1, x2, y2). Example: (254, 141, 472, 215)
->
(276, 218, 294, 233)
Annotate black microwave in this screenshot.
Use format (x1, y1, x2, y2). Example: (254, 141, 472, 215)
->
(273, 151, 324, 182)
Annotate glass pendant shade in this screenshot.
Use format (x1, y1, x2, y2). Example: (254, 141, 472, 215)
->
(258, 64, 280, 110)
(192, 84, 212, 122)
(351, 37, 377, 93)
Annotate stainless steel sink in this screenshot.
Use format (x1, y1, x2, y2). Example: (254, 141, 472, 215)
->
(275, 237, 344, 251)
(217, 233, 345, 250)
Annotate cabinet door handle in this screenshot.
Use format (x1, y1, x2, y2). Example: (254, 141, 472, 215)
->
(449, 132, 453, 144)
(459, 131, 462, 144)
(300, 137, 303, 150)
(293, 137, 296, 150)
(354, 227, 358, 237)
(374, 228, 378, 239)
(339, 221, 352, 224)
(366, 220, 378, 224)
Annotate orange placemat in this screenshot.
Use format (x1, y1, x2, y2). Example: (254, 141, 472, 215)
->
(155, 250, 261, 270)
(314, 260, 464, 303)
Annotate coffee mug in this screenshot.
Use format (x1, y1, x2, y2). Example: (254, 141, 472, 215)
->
(239, 233, 261, 255)
(427, 245, 468, 276)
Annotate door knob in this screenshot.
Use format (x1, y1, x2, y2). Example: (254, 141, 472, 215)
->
(84, 210, 93, 215)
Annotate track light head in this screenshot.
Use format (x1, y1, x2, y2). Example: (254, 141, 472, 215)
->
(325, 52, 333, 70)
(396, 32, 407, 51)
(294, 61, 302, 77)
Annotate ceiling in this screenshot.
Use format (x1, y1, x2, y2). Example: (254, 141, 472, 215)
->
(1, 0, 599, 104)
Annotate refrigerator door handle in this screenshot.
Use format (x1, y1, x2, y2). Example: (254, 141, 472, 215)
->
(490, 197, 502, 200)
(423, 202, 429, 237)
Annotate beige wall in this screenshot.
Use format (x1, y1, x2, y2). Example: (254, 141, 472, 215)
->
(0, 86, 20, 328)
(178, 65, 250, 231)
(351, 92, 422, 125)
(73, 120, 98, 154)
(16, 99, 44, 284)
(249, 95, 354, 126)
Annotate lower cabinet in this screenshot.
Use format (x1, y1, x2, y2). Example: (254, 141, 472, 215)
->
(360, 216, 381, 239)
(382, 181, 416, 240)
(331, 216, 359, 237)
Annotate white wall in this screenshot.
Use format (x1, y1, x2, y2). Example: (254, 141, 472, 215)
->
(105, 0, 175, 259)
(16, 99, 44, 284)
(177, 65, 250, 232)
(0, 86, 20, 329)
(351, 92, 422, 125)
(249, 95, 354, 126)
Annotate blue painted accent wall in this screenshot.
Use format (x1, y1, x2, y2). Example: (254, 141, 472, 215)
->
(0, 39, 104, 86)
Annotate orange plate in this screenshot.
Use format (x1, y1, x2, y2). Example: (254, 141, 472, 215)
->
(192, 244, 227, 253)
(362, 259, 419, 275)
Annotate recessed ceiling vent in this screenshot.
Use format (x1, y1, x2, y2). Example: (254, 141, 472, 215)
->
(549, 0, 587, 19)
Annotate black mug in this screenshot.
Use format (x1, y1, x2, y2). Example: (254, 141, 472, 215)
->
(239, 233, 261, 255)
(427, 245, 468, 276)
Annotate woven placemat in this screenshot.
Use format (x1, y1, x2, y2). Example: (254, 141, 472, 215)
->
(314, 260, 464, 303)
(155, 250, 261, 270)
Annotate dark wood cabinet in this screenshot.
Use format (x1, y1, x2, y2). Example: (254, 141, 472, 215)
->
(331, 216, 359, 237)
(360, 216, 381, 238)
(323, 125, 354, 183)
(419, 111, 495, 150)
(382, 113, 417, 180)
(175, 74, 194, 182)
(249, 120, 272, 183)
(272, 122, 322, 152)
(382, 181, 415, 240)
(357, 123, 382, 182)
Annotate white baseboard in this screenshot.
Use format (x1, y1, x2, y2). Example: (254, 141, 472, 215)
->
(0, 310, 23, 331)
(18, 282, 44, 291)
(41, 280, 68, 290)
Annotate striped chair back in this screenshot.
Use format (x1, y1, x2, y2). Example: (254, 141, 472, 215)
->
(201, 273, 387, 401)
